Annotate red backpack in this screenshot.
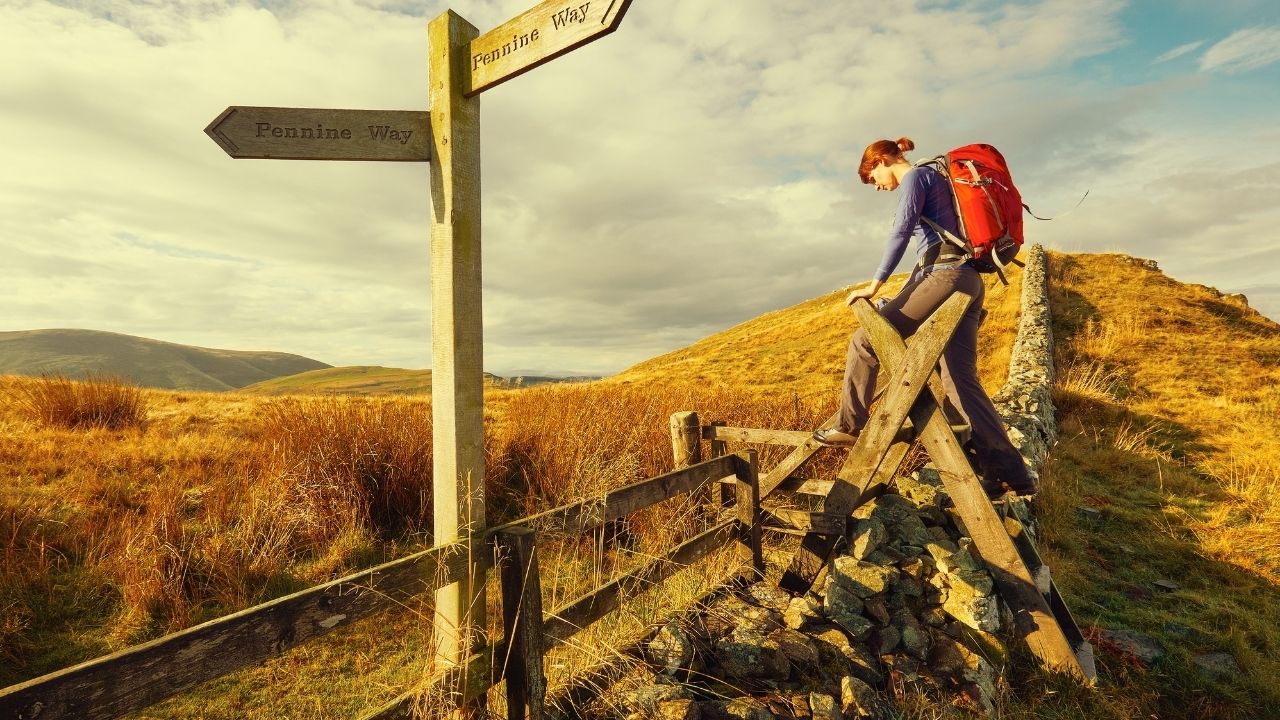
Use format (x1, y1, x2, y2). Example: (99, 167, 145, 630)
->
(917, 144, 1026, 284)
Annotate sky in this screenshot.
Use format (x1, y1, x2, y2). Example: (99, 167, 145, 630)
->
(3, 0, 1279, 377)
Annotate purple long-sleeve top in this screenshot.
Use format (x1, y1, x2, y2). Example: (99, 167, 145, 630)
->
(873, 165, 961, 282)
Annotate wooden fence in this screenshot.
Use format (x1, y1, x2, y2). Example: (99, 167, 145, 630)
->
(0, 450, 762, 720)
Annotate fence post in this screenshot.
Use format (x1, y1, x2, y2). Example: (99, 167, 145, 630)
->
(734, 449, 764, 582)
(496, 527, 546, 720)
(669, 411, 702, 467)
(669, 411, 705, 512)
(708, 420, 731, 507)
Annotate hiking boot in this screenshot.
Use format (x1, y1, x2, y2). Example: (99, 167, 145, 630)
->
(812, 427, 859, 447)
(981, 478, 1038, 500)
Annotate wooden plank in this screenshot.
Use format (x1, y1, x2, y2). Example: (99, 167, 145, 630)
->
(541, 521, 736, 646)
(490, 455, 736, 537)
(428, 8, 487, 680)
(760, 507, 847, 535)
(1003, 517, 1095, 678)
(496, 528, 547, 720)
(758, 409, 840, 498)
(204, 106, 431, 161)
(0, 541, 469, 720)
(711, 427, 813, 445)
(467, 0, 634, 95)
(853, 301, 1093, 683)
(707, 420, 731, 506)
(735, 451, 765, 582)
(779, 293, 970, 595)
(709, 422, 967, 449)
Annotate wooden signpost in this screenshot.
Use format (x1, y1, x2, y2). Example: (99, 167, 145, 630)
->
(204, 107, 431, 161)
(205, 0, 634, 712)
(467, 0, 634, 94)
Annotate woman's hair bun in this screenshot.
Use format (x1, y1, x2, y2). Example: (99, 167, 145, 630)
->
(896, 137, 915, 153)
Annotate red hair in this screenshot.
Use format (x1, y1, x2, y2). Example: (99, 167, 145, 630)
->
(858, 137, 915, 184)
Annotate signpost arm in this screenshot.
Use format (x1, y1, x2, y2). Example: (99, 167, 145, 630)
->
(429, 8, 486, 698)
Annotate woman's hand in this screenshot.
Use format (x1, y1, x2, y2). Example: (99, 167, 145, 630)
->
(846, 280, 884, 306)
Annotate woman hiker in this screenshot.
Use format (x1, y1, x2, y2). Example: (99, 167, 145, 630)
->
(811, 136, 1036, 497)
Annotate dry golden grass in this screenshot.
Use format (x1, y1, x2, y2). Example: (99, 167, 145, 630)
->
(0, 259, 1047, 719)
(609, 260, 1025, 397)
(7, 373, 147, 430)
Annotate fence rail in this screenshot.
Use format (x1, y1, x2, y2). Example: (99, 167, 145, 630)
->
(0, 540, 471, 720)
(1, 452, 756, 720)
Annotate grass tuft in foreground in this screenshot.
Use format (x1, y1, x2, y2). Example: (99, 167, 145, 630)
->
(8, 374, 148, 430)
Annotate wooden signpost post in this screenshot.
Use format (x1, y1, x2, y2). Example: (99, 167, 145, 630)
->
(205, 0, 634, 713)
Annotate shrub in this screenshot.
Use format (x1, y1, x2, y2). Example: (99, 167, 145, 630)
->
(10, 374, 148, 430)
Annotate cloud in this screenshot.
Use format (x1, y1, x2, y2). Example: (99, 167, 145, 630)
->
(2, 0, 1276, 378)
(1153, 40, 1204, 63)
(1200, 26, 1280, 73)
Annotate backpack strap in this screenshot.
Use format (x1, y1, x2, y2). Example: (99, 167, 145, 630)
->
(1024, 189, 1089, 221)
(920, 215, 970, 256)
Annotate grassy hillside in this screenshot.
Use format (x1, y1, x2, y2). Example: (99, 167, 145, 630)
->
(1028, 252, 1280, 718)
(0, 329, 329, 391)
(610, 263, 1024, 398)
(2, 253, 1277, 718)
(239, 366, 438, 396)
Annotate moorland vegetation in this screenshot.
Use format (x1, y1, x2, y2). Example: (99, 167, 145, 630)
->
(1, 253, 1276, 718)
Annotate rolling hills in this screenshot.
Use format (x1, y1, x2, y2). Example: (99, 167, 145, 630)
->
(0, 329, 329, 391)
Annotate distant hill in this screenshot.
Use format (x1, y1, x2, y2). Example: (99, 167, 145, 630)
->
(239, 366, 600, 396)
(0, 329, 329, 391)
(240, 366, 439, 396)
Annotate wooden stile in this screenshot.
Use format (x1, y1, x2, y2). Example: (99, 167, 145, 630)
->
(849, 300, 1094, 682)
(779, 293, 970, 595)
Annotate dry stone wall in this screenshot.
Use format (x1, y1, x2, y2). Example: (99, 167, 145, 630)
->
(603, 247, 1060, 720)
(992, 244, 1056, 484)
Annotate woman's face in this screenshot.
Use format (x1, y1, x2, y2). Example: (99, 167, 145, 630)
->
(869, 162, 898, 192)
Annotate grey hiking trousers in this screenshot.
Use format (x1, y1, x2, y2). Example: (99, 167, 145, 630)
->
(839, 264, 1032, 491)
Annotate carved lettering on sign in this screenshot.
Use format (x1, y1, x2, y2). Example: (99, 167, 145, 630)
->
(466, 0, 631, 95)
(367, 125, 415, 145)
(472, 29, 541, 71)
(254, 123, 354, 140)
(244, 122, 417, 145)
(469, 2, 594, 72)
(550, 2, 591, 29)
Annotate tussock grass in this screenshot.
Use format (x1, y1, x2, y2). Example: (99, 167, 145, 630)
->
(8, 373, 148, 430)
(255, 396, 435, 536)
